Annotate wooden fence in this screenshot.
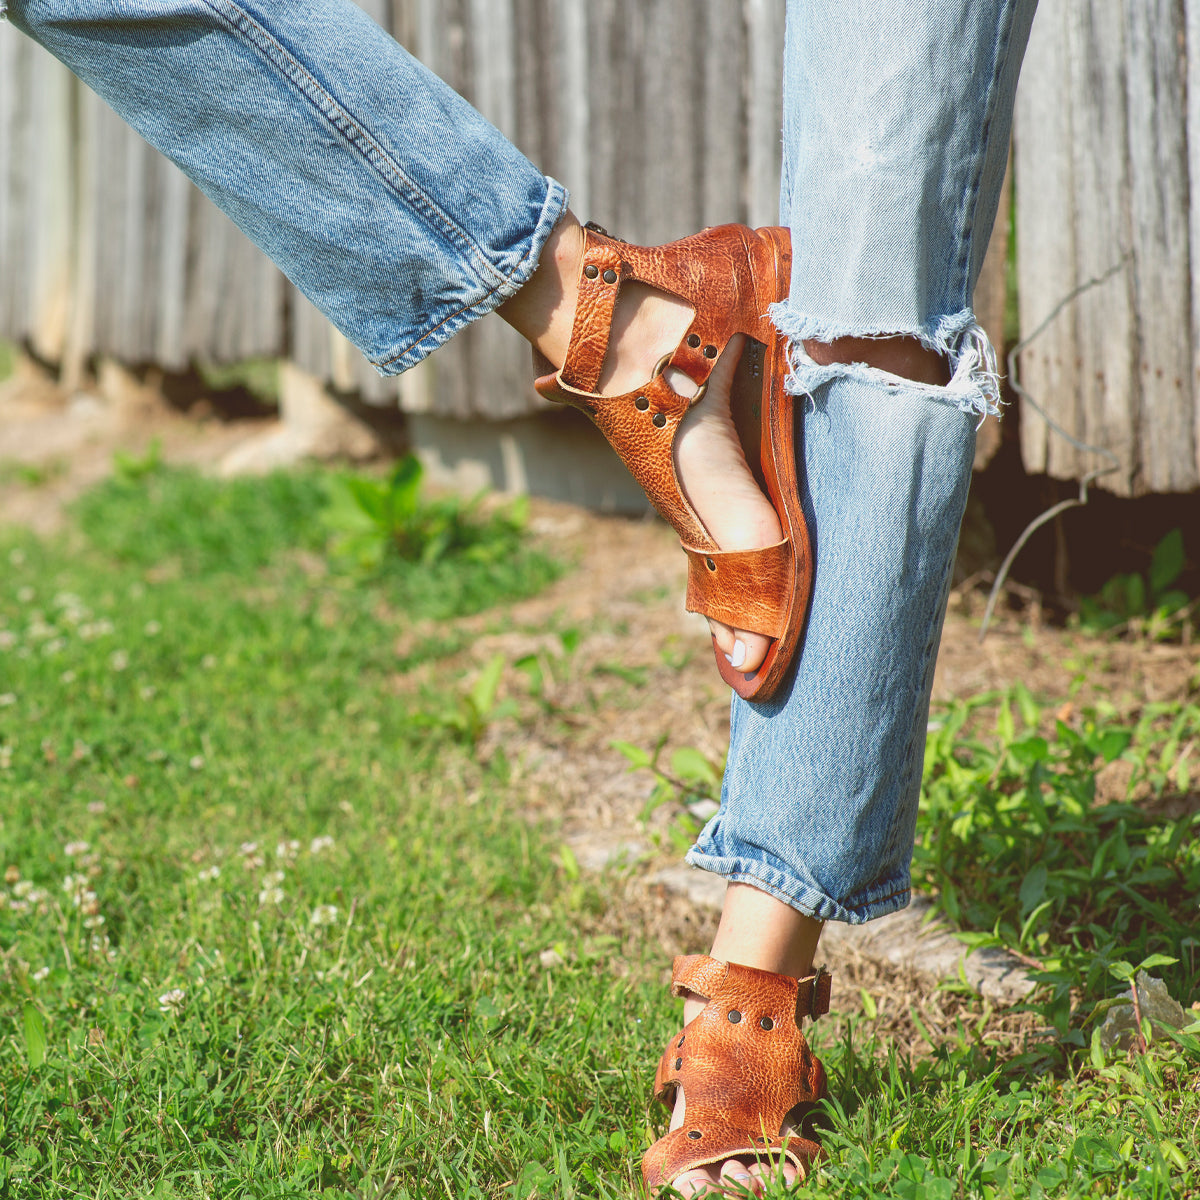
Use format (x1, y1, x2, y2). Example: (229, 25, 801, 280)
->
(2, 0, 1198, 495)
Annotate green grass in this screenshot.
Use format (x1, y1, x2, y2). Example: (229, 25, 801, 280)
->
(1, 467, 1197, 1198)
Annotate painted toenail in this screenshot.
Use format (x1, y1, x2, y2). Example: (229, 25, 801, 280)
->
(730, 640, 747, 669)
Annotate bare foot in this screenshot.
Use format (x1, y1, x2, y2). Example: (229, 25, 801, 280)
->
(596, 285, 782, 675)
(497, 211, 783, 675)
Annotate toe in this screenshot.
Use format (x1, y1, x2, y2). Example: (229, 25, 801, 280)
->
(718, 1160, 761, 1196)
(669, 1167, 727, 1197)
(707, 620, 771, 674)
(747, 1160, 797, 1190)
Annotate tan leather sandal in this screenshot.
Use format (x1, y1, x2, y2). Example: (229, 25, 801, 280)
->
(641, 955, 830, 1193)
(533, 222, 812, 702)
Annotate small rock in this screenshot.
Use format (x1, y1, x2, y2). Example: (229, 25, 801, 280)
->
(1099, 972, 1189, 1052)
(539, 948, 565, 969)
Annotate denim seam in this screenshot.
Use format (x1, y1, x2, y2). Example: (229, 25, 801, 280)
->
(197, 0, 513, 293)
(948, 0, 1018, 303)
(685, 842, 913, 925)
(375, 178, 568, 372)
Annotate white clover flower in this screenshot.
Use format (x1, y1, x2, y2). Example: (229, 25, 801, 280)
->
(9, 548, 25, 566)
(83, 914, 105, 929)
(79, 619, 114, 641)
(8, 899, 29, 915)
(188, 755, 204, 770)
(109, 650, 129, 672)
(158, 988, 186, 1015)
(0, 693, 15, 707)
(201, 654, 217, 669)
(41, 638, 66, 656)
(309, 835, 335, 855)
(309, 904, 340, 927)
(276, 839, 300, 860)
(144, 620, 161, 636)
(13, 880, 34, 898)
(0, 631, 17, 650)
(32, 966, 50, 982)
(197, 865, 221, 882)
(0, 746, 12, 770)
(60, 669, 76, 684)
(261, 870, 285, 887)
(257, 886, 284, 907)
(140, 686, 157, 701)
(238, 841, 258, 856)
(17, 586, 35, 604)
(87, 801, 106, 815)
(64, 841, 90, 857)
(27, 618, 56, 641)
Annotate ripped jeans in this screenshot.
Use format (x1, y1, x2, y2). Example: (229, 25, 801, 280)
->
(6, 0, 1037, 924)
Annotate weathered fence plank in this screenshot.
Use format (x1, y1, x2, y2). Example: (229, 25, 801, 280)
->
(1015, 0, 1199, 496)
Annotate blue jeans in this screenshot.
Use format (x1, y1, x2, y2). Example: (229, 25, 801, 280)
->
(6, 0, 1036, 925)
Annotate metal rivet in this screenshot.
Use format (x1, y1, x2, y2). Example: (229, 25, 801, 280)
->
(728, 1010, 742, 1024)
(675, 1057, 683, 1070)
(652, 413, 667, 428)
(703, 344, 718, 359)
(688, 1130, 703, 1140)
(583, 264, 599, 279)
(602, 268, 618, 284)
(759, 1017, 774, 1031)
(677, 1035, 685, 1047)
(705, 557, 716, 572)
(635, 395, 649, 411)
(687, 333, 701, 348)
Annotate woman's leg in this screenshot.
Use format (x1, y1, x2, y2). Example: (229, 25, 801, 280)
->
(674, 0, 1038, 1194)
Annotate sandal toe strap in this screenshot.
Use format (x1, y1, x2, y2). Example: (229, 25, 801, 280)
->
(683, 541, 794, 638)
(642, 1120, 823, 1189)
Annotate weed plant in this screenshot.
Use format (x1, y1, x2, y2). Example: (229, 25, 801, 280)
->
(1, 469, 1197, 1197)
(918, 687, 1200, 1036)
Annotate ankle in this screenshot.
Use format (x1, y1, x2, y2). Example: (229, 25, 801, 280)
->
(496, 210, 585, 365)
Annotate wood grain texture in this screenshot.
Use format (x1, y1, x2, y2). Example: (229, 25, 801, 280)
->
(1016, 0, 1199, 496)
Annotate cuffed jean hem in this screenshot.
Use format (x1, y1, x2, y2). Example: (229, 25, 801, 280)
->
(373, 176, 569, 376)
(769, 303, 1002, 420)
(684, 847, 912, 925)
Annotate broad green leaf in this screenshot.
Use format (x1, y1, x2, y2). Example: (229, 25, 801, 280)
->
(1090, 1025, 1105, 1070)
(670, 747, 719, 787)
(610, 740, 652, 769)
(1013, 682, 1041, 729)
(1095, 728, 1133, 763)
(1149, 528, 1185, 596)
(1135, 953, 1179, 972)
(558, 842, 580, 882)
(1018, 863, 1048, 912)
(22, 1004, 46, 1069)
(469, 653, 506, 718)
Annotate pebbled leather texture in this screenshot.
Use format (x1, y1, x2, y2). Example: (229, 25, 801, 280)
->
(532, 223, 813, 701)
(683, 540, 792, 638)
(641, 955, 830, 1190)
